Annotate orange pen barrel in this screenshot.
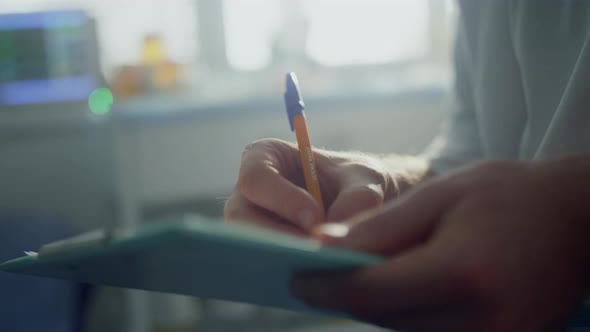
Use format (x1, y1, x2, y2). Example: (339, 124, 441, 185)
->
(292, 114, 325, 211)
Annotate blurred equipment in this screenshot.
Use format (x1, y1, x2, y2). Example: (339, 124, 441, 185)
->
(0, 10, 101, 108)
(111, 34, 184, 99)
(141, 35, 182, 92)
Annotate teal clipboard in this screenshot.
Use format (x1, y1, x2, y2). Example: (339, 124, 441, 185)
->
(0, 216, 383, 315)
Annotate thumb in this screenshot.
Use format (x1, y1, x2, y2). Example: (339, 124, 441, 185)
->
(315, 178, 463, 255)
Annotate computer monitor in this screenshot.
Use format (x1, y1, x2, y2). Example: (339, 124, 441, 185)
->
(0, 10, 102, 108)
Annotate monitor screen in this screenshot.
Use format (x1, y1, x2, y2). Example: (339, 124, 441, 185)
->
(0, 10, 100, 106)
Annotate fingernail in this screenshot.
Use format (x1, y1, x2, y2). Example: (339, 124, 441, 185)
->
(298, 209, 316, 229)
(316, 223, 349, 238)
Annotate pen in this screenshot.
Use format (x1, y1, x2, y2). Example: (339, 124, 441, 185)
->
(284, 72, 325, 212)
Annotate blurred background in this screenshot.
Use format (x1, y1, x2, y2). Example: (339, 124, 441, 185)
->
(0, 0, 456, 331)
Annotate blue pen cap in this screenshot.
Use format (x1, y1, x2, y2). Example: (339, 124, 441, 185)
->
(284, 72, 305, 131)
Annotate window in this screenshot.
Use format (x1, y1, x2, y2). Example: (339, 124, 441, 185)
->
(224, 0, 431, 70)
(0, 0, 456, 102)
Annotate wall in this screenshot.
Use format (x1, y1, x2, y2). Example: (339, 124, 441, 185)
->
(0, 105, 117, 231)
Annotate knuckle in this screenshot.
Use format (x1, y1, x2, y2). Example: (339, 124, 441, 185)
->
(346, 161, 383, 178)
(240, 138, 282, 161)
(343, 161, 389, 189)
(240, 142, 256, 161)
(248, 138, 288, 152)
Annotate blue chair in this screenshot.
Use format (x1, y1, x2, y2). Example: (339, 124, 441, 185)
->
(0, 215, 90, 332)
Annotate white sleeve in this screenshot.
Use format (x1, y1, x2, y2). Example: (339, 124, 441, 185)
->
(423, 18, 484, 174)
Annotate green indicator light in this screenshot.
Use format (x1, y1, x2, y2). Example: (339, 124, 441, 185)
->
(88, 88, 114, 115)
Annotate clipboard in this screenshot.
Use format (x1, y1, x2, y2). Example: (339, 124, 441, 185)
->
(0, 216, 383, 315)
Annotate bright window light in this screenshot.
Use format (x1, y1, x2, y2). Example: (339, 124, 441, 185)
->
(303, 0, 429, 66)
(224, 0, 430, 70)
(223, 0, 282, 71)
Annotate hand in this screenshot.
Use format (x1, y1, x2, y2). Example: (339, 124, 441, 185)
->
(224, 138, 409, 235)
(291, 158, 590, 331)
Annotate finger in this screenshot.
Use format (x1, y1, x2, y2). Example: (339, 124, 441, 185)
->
(326, 183, 384, 222)
(224, 193, 308, 237)
(290, 246, 470, 318)
(238, 144, 324, 231)
(315, 178, 464, 255)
